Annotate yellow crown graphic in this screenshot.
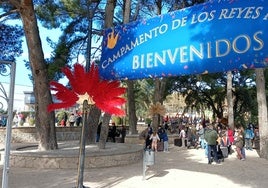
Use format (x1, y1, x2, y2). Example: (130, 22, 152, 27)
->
(107, 29, 119, 49)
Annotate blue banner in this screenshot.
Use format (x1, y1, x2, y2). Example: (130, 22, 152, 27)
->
(100, 0, 268, 80)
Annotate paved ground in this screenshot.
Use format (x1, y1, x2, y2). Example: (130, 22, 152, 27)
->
(1, 143, 268, 188)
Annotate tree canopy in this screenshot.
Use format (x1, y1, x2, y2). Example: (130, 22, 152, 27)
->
(0, 23, 23, 61)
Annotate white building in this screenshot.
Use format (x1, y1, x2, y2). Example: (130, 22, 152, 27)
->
(0, 82, 33, 112)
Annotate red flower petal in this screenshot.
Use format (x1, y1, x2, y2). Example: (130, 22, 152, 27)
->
(47, 63, 126, 116)
(47, 81, 78, 112)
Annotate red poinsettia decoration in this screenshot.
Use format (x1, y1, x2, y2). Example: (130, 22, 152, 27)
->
(47, 63, 126, 116)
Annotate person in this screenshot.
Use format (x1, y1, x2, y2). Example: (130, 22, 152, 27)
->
(253, 125, 259, 149)
(249, 123, 256, 147)
(13, 114, 19, 127)
(69, 113, 76, 127)
(245, 125, 254, 150)
(220, 131, 230, 146)
(187, 125, 198, 148)
(110, 122, 117, 142)
(121, 125, 127, 143)
(219, 131, 230, 157)
(227, 126, 234, 145)
(164, 121, 169, 131)
(204, 124, 220, 164)
(179, 127, 186, 148)
(96, 122, 102, 142)
(150, 131, 160, 152)
(157, 125, 165, 141)
(63, 112, 68, 127)
(162, 130, 169, 152)
(234, 128, 245, 161)
(60, 119, 65, 127)
(203, 124, 209, 157)
(240, 126, 246, 159)
(148, 123, 153, 135)
(75, 114, 82, 126)
(139, 124, 153, 149)
(198, 124, 205, 149)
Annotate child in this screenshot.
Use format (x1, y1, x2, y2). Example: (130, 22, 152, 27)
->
(150, 131, 160, 152)
(234, 128, 245, 160)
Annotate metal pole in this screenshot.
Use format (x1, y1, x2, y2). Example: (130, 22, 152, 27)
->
(143, 149, 146, 180)
(76, 100, 89, 188)
(1, 61, 16, 188)
(75, 1, 99, 187)
(85, 0, 93, 72)
(76, 1, 100, 187)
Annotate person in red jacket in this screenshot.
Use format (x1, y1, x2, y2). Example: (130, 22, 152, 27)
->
(227, 126, 234, 154)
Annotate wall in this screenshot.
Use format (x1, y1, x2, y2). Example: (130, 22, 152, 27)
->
(0, 127, 81, 143)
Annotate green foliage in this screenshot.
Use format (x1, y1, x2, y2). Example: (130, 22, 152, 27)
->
(56, 110, 68, 122)
(112, 116, 122, 125)
(145, 118, 152, 125)
(0, 24, 24, 61)
(166, 70, 261, 122)
(34, 0, 104, 81)
(134, 79, 154, 118)
(28, 117, 35, 126)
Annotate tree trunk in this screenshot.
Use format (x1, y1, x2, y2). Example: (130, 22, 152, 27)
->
(126, 80, 138, 134)
(104, 0, 117, 28)
(152, 78, 167, 131)
(95, 0, 117, 149)
(123, 0, 138, 135)
(98, 113, 111, 149)
(227, 71, 234, 130)
(13, 0, 57, 150)
(86, 106, 101, 144)
(255, 68, 268, 159)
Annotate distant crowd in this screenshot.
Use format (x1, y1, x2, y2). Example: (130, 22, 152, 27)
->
(139, 115, 258, 165)
(56, 112, 82, 127)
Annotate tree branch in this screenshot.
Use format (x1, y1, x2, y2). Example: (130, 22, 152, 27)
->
(0, 8, 19, 19)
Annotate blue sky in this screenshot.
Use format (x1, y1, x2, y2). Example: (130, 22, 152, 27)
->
(15, 25, 60, 87)
(0, 23, 61, 110)
(1, 22, 61, 87)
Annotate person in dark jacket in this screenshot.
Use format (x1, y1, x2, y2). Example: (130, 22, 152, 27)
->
(121, 125, 127, 143)
(110, 123, 117, 142)
(96, 122, 102, 142)
(162, 131, 169, 152)
(204, 124, 220, 164)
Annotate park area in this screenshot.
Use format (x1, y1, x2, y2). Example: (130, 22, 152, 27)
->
(1, 0, 268, 187)
(1, 141, 268, 188)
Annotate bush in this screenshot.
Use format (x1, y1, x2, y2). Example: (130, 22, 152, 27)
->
(56, 110, 69, 123)
(28, 117, 35, 126)
(145, 118, 152, 125)
(112, 116, 122, 125)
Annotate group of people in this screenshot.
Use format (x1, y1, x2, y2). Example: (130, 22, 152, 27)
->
(140, 124, 169, 152)
(201, 122, 256, 164)
(12, 112, 25, 127)
(175, 120, 257, 165)
(58, 112, 82, 127)
(96, 122, 127, 143)
(233, 124, 256, 160)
